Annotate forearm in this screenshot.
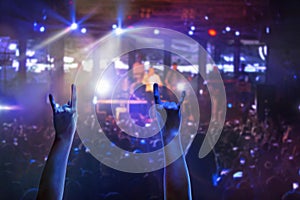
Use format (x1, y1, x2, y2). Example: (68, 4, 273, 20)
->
(37, 135, 74, 200)
(162, 129, 192, 200)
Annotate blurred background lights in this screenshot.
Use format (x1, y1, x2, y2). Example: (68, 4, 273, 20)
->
(208, 29, 217, 37)
(8, 43, 17, 51)
(70, 22, 78, 30)
(115, 27, 124, 35)
(188, 30, 194, 35)
(235, 31, 240, 36)
(96, 79, 111, 95)
(112, 24, 117, 29)
(153, 29, 160, 35)
(39, 26, 45, 32)
(81, 27, 87, 34)
(225, 26, 231, 32)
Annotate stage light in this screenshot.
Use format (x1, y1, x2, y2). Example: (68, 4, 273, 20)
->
(190, 26, 195, 31)
(298, 104, 300, 112)
(225, 26, 231, 32)
(70, 23, 78, 30)
(266, 26, 270, 34)
(112, 24, 117, 29)
(0, 105, 10, 110)
(39, 26, 45, 32)
(199, 89, 203, 95)
(293, 182, 299, 190)
(81, 28, 87, 34)
(240, 157, 246, 165)
(92, 96, 97, 105)
(153, 29, 160, 35)
(96, 79, 111, 95)
(235, 31, 240, 36)
(208, 29, 217, 37)
(140, 139, 146, 144)
(233, 171, 243, 179)
(115, 28, 124, 35)
(188, 30, 194, 35)
(204, 15, 209, 20)
(8, 43, 17, 51)
(227, 103, 232, 108)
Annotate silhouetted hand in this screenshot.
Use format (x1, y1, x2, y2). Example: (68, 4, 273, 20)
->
(153, 83, 185, 143)
(49, 84, 77, 141)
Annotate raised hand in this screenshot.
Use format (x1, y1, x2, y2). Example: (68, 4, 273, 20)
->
(37, 84, 78, 200)
(153, 83, 185, 143)
(153, 83, 192, 200)
(49, 84, 77, 141)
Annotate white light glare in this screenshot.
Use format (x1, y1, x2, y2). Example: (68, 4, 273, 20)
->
(81, 28, 87, 34)
(96, 80, 111, 95)
(235, 31, 240, 36)
(93, 96, 97, 105)
(188, 30, 194, 35)
(190, 26, 195, 31)
(8, 43, 17, 51)
(115, 28, 124, 35)
(225, 26, 231, 32)
(40, 26, 45, 32)
(153, 29, 160, 35)
(112, 24, 117, 29)
(70, 23, 78, 30)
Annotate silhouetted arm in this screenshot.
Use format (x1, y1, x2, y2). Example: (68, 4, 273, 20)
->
(153, 83, 192, 200)
(37, 85, 77, 200)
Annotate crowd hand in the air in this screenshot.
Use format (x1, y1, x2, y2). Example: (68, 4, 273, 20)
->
(49, 84, 77, 142)
(153, 83, 185, 143)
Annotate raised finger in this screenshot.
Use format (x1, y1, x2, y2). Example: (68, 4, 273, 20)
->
(71, 84, 77, 111)
(153, 83, 161, 105)
(49, 94, 57, 113)
(177, 90, 186, 107)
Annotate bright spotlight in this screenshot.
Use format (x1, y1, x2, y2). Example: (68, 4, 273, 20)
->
(233, 171, 243, 179)
(188, 30, 194, 36)
(39, 26, 45, 32)
(235, 31, 240, 36)
(191, 26, 195, 31)
(112, 24, 117, 29)
(70, 23, 78, 30)
(153, 29, 160, 35)
(96, 80, 111, 95)
(81, 28, 87, 34)
(115, 28, 124, 35)
(225, 26, 231, 32)
(140, 139, 146, 144)
(8, 43, 17, 51)
(92, 96, 98, 105)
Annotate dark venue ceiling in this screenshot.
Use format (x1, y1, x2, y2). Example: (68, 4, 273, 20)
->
(1, 0, 299, 40)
